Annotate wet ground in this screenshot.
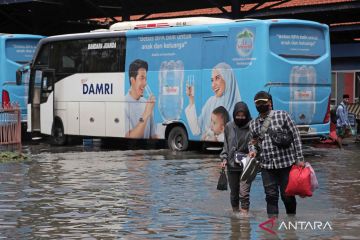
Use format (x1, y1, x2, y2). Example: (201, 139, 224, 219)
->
(0, 138, 359, 239)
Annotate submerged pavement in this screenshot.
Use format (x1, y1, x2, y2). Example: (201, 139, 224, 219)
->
(0, 140, 359, 239)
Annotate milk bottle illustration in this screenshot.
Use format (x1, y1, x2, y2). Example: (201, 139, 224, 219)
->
(158, 60, 184, 121)
(289, 65, 316, 124)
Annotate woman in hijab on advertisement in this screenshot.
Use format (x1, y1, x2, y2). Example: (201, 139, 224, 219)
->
(185, 62, 241, 140)
(219, 102, 252, 215)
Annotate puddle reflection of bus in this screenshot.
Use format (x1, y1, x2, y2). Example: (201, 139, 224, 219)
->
(25, 17, 331, 150)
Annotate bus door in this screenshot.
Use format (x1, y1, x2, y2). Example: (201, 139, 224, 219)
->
(28, 68, 54, 134)
(202, 36, 227, 70)
(28, 69, 42, 132)
(28, 43, 51, 133)
(39, 69, 55, 135)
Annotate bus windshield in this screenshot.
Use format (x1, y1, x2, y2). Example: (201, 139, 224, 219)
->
(5, 39, 39, 64)
(269, 25, 326, 60)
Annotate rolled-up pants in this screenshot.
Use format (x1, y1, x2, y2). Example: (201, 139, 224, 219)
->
(227, 169, 252, 210)
(261, 166, 296, 216)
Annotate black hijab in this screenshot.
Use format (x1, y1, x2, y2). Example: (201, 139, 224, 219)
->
(233, 101, 252, 127)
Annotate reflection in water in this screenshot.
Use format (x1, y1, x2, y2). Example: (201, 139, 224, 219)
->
(229, 217, 251, 239)
(0, 143, 359, 239)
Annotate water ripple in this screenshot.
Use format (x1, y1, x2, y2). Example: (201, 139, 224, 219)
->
(0, 144, 359, 239)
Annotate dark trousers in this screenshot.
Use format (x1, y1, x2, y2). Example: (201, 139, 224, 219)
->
(261, 166, 296, 217)
(227, 169, 252, 210)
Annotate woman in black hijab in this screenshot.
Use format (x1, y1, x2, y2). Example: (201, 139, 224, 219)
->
(220, 101, 252, 215)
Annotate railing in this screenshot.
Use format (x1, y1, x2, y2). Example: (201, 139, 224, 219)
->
(348, 103, 360, 120)
(0, 103, 21, 153)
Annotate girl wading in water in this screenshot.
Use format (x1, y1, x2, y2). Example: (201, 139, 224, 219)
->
(220, 102, 252, 216)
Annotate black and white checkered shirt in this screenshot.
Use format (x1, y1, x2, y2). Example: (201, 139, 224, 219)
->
(249, 110, 304, 169)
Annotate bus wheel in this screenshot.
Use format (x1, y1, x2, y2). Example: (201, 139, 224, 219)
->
(51, 120, 67, 146)
(167, 126, 188, 151)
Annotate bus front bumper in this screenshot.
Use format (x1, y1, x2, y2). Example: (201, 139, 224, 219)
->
(297, 123, 330, 142)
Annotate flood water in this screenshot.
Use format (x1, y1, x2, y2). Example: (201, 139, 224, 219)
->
(0, 140, 359, 239)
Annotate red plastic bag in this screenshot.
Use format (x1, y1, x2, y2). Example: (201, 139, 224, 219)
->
(285, 164, 313, 197)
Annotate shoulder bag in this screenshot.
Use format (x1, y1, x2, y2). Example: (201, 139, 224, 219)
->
(240, 112, 274, 183)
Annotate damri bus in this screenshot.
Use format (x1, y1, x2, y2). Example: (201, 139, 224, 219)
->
(0, 34, 43, 131)
(26, 17, 331, 151)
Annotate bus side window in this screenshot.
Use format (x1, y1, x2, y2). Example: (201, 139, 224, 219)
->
(81, 38, 122, 73)
(51, 41, 81, 75)
(61, 56, 76, 73)
(119, 37, 126, 72)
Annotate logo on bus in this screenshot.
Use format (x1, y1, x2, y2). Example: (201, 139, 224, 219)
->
(236, 29, 254, 57)
(294, 90, 313, 101)
(162, 86, 179, 95)
(83, 83, 113, 95)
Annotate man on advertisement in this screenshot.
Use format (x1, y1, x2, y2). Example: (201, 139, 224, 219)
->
(125, 59, 157, 139)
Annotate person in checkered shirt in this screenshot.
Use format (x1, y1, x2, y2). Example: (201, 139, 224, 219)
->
(248, 91, 304, 218)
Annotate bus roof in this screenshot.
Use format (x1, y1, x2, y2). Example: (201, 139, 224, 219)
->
(109, 17, 327, 32)
(0, 33, 43, 39)
(39, 31, 126, 44)
(109, 17, 235, 31)
(38, 18, 327, 45)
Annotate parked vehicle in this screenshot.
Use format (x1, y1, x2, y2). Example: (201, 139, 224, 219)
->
(1, 34, 43, 133)
(25, 17, 331, 150)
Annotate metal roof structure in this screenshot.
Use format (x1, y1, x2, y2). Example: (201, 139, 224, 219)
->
(0, 0, 359, 45)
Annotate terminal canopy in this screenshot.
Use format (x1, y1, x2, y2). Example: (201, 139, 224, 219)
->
(0, 0, 359, 45)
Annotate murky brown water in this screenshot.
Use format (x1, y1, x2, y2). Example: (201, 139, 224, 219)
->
(0, 141, 359, 239)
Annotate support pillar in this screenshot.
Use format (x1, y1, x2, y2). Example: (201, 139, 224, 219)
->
(231, 0, 241, 19)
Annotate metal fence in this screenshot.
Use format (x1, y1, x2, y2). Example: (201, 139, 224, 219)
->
(0, 103, 21, 153)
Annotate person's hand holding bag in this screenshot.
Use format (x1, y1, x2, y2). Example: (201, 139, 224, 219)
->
(217, 167, 228, 191)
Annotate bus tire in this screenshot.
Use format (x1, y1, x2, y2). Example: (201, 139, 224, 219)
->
(51, 119, 67, 146)
(167, 126, 188, 151)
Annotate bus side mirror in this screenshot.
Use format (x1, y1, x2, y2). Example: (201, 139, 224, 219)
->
(16, 70, 22, 85)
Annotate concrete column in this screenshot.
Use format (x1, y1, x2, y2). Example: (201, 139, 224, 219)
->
(337, 72, 345, 105)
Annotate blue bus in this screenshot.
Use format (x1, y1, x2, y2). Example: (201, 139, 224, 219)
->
(26, 17, 331, 150)
(0, 34, 43, 130)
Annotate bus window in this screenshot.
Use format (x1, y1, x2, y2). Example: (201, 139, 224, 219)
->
(34, 44, 50, 66)
(61, 55, 76, 72)
(82, 38, 122, 73)
(269, 25, 325, 60)
(202, 36, 227, 69)
(29, 44, 49, 105)
(52, 38, 123, 75)
(51, 41, 81, 74)
(40, 70, 55, 104)
(5, 39, 38, 64)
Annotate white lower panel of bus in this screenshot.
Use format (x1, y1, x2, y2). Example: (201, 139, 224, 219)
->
(80, 102, 106, 136)
(62, 101, 126, 138)
(105, 102, 126, 137)
(40, 93, 54, 135)
(53, 72, 128, 137)
(66, 102, 80, 135)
